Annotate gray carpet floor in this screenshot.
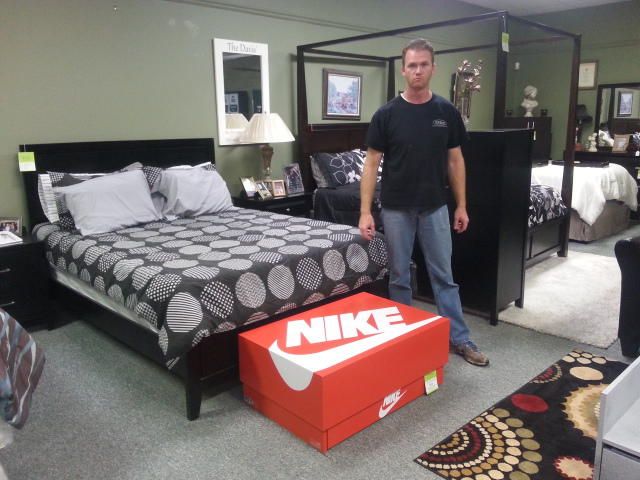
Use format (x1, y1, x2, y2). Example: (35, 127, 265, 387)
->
(1, 225, 637, 480)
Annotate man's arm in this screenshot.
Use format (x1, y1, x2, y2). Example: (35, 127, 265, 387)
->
(447, 146, 469, 233)
(358, 148, 383, 240)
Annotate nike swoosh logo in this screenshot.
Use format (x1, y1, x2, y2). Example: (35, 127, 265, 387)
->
(268, 316, 441, 391)
(378, 390, 406, 418)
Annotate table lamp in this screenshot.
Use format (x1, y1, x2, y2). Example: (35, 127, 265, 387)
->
(225, 113, 250, 142)
(241, 113, 295, 179)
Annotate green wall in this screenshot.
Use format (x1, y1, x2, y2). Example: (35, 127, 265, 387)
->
(1, 0, 492, 226)
(520, 1, 640, 157)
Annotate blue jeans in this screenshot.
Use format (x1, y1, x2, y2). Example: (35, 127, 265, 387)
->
(381, 205, 470, 345)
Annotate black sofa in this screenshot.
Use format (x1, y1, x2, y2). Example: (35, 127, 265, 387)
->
(614, 236, 640, 357)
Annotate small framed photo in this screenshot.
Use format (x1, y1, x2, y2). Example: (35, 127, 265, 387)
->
(617, 91, 633, 117)
(283, 164, 305, 195)
(262, 179, 275, 195)
(240, 176, 257, 197)
(272, 179, 286, 197)
(0, 217, 22, 237)
(612, 134, 630, 152)
(322, 69, 362, 120)
(578, 61, 597, 90)
(254, 181, 273, 200)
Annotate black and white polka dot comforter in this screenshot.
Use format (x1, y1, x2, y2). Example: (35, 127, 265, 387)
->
(34, 208, 388, 367)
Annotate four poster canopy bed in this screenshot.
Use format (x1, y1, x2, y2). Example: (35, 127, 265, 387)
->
(295, 11, 583, 324)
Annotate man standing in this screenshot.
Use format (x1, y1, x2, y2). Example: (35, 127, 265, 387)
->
(359, 38, 488, 367)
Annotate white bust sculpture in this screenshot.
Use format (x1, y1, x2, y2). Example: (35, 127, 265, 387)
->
(598, 129, 614, 147)
(588, 133, 598, 152)
(521, 85, 538, 117)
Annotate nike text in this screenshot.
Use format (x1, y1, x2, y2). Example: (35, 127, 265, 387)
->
(285, 307, 403, 348)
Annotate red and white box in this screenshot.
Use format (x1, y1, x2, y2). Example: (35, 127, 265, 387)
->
(239, 292, 449, 453)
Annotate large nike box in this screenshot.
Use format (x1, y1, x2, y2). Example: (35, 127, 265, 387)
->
(239, 292, 449, 453)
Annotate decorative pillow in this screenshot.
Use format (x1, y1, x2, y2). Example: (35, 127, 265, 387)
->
(157, 167, 233, 218)
(311, 150, 363, 188)
(353, 148, 384, 183)
(55, 170, 162, 236)
(39, 162, 143, 228)
(143, 162, 217, 193)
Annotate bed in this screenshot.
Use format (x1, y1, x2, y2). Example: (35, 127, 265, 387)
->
(20, 138, 388, 419)
(532, 163, 638, 242)
(294, 12, 583, 324)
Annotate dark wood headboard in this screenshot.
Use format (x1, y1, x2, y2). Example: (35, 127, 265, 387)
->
(20, 138, 215, 227)
(297, 123, 369, 192)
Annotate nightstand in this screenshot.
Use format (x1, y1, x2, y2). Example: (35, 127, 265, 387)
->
(233, 192, 313, 217)
(0, 235, 50, 329)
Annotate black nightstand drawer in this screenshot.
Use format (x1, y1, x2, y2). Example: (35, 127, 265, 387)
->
(0, 237, 50, 326)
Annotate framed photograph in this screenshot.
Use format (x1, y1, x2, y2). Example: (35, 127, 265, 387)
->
(240, 176, 257, 197)
(578, 61, 597, 90)
(617, 91, 633, 117)
(272, 179, 286, 197)
(322, 69, 362, 120)
(0, 216, 22, 237)
(612, 134, 630, 152)
(283, 164, 305, 195)
(254, 180, 273, 200)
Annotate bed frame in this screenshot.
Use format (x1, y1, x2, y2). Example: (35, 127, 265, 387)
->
(20, 138, 386, 420)
(296, 11, 581, 266)
(295, 12, 581, 322)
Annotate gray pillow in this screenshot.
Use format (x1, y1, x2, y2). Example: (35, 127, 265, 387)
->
(157, 168, 233, 218)
(55, 170, 162, 236)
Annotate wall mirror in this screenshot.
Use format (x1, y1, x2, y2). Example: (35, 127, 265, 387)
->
(595, 82, 640, 138)
(213, 38, 270, 146)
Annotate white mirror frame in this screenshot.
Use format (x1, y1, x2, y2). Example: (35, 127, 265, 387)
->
(213, 38, 270, 146)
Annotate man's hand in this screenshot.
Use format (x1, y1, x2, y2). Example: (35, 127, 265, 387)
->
(452, 207, 469, 233)
(359, 213, 376, 241)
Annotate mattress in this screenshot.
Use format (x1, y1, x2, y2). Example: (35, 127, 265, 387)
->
(531, 164, 638, 225)
(314, 183, 382, 230)
(34, 207, 388, 367)
(315, 182, 568, 231)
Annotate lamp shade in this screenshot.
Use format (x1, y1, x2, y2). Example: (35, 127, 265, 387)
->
(241, 113, 295, 144)
(225, 113, 250, 130)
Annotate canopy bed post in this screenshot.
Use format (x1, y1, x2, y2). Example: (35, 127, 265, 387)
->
(296, 46, 311, 189)
(559, 34, 582, 257)
(493, 12, 508, 129)
(387, 58, 396, 102)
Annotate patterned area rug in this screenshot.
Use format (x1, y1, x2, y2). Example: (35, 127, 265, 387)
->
(415, 350, 628, 480)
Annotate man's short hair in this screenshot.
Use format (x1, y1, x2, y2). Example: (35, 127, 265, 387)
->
(402, 38, 435, 66)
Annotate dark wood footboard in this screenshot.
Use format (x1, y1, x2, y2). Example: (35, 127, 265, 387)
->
(525, 215, 567, 268)
(52, 278, 388, 420)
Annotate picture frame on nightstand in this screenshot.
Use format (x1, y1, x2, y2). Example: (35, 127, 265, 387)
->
(255, 180, 273, 200)
(0, 216, 22, 237)
(283, 163, 305, 195)
(272, 179, 286, 197)
(240, 177, 257, 197)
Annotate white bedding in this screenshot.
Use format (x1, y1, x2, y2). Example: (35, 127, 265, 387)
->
(531, 164, 638, 226)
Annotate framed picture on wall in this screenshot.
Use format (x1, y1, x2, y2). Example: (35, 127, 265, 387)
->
(322, 69, 362, 120)
(617, 91, 633, 117)
(578, 61, 597, 90)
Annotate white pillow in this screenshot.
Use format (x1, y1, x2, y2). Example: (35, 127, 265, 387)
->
(157, 168, 233, 218)
(55, 170, 162, 236)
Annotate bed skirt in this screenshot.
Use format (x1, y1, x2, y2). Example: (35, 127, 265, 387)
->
(570, 201, 630, 242)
